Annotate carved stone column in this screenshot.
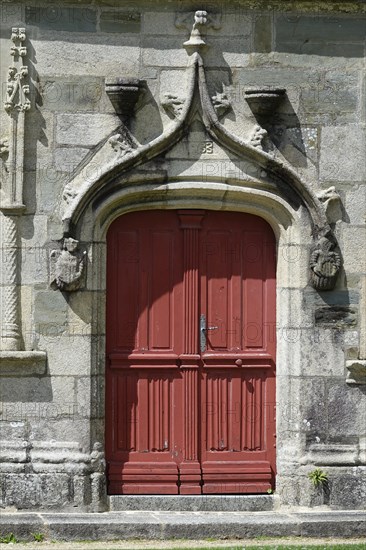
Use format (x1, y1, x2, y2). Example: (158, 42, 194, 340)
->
(0, 28, 29, 351)
(178, 210, 204, 494)
(0, 208, 24, 350)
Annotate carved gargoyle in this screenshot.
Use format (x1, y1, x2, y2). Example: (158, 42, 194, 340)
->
(161, 93, 185, 118)
(309, 234, 341, 291)
(249, 124, 268, 150)
(50, 237, 86, 292)
(212, 92, 231, 117)
(317, 186, 342, 224)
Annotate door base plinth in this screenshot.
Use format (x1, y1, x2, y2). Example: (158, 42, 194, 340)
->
(179, 461, 202, 494)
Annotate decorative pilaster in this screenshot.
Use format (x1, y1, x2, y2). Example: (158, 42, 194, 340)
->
(0, 28, 30, 351)
(0, 28, 46, 371)
(178, 210, 204, 494)
(0, 210, 22, 350)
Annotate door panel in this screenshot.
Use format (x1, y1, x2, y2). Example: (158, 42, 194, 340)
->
(199, 212, 276, 493)
(106, 211, 184, 494)
(106, 210, 276, 494)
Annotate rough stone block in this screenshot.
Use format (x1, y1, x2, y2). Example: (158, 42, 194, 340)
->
(277, 288, 313, 329)
(299, 378, 328, 444)
(54, 147, 90, 175)
(24, 110, 55, 173)
(277, 327, 345, 377)
(328, 383, 366, 439)
(0, 4, 23, 29)
(38, 76, 108, 113)
(277, 244, 309, 288)
(67, 291, 94, 335)
(34, 290, 68, 335)
(314, 306, 357, 328)
(3, 474, 42, 508)
(33, 40, 140, 77)
(253, 15, 272, 53)
(275, 14, 366, 45)
(56, 113, 119, 147)
(39, 334, 91, 376)
(39, 473, 71, 507)
(100, 10, 141, 34)
(28, 418, 91, 449)
(344, 185, 366, 225)
(25, 6, 97, 33)
(341, 225, 366, 274)
(320, 125, 366, 182)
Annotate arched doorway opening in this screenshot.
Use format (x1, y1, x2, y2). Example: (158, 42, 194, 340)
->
(105, 209, 276, 495)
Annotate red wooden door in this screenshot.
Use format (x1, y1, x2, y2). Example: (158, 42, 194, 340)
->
(106, 210, 276, 494)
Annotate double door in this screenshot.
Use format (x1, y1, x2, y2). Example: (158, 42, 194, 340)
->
(106, 210, 276, 494)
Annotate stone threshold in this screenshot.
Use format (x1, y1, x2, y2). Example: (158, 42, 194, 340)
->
(109, 495, 274, 512)
(0, 510, 365, 540)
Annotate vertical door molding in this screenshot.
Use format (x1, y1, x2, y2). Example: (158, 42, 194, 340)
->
(178, 210, 204, 494)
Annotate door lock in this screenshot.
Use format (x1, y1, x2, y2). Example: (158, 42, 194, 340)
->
(200, 314, 218, 353)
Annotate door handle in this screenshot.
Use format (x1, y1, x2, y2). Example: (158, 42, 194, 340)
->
(200, 314, 218, 353)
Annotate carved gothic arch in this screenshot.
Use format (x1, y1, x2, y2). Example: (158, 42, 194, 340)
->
(60, 11, 341, 291)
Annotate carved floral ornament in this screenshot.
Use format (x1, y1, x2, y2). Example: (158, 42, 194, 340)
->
(60, 10, 341, 292)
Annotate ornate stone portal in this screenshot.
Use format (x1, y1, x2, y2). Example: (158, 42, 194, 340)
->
(0, 5, 365, 515)
(61, 10, 342, 293)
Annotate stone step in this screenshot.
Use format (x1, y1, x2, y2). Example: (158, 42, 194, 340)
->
(0, 510, 365, 541)
(109, 494, 274, 511)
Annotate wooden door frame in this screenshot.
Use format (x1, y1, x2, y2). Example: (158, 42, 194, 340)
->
(105, 210, 276, 495)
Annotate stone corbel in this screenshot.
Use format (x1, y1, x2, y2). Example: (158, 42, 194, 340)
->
(105, 77, 145, 123)
(244, 88, 286, 117)
(346, 360, 366, 385)
(50, 237, 87, 292)
(309, 230, 341, 291)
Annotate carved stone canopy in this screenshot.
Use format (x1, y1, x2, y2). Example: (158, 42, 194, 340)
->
(61, 10, 342, 292)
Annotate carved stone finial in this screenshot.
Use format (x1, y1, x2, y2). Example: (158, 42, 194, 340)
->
(249, 124, 268, 150)
(309, 233, 341, 291)
(4, 28, 30, 113)
(50, 238, 87, 292)
(183, 10, 209, 52)
(161, 93, 185, 118)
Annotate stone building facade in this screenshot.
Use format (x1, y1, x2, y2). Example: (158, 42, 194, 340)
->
(0, 0, 365, 511)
